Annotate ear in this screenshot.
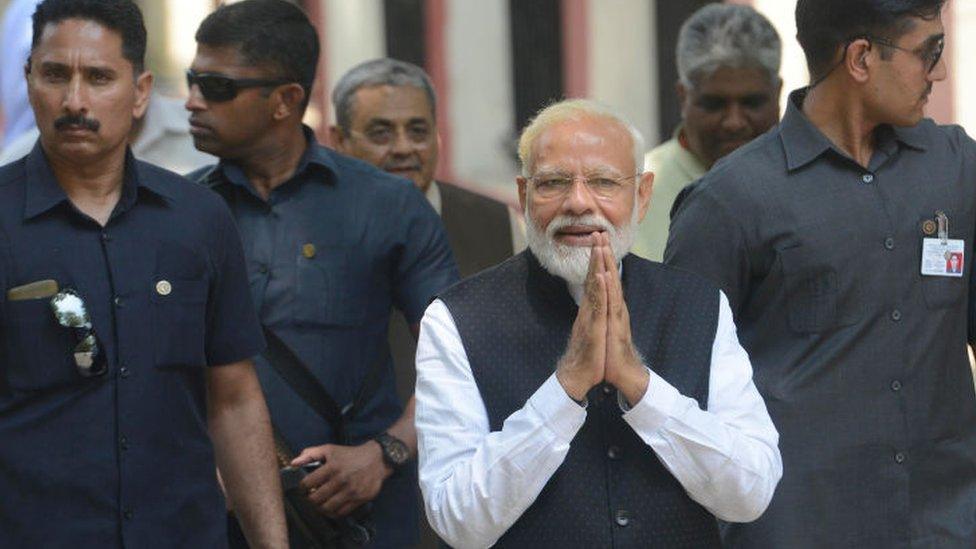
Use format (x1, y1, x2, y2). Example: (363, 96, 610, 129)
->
(329, 125, 348, 152)
(845, 38, 873, 84)
(132, 71, 153, 119)
(273, 83, 306, 121)
(676, 80, 689, 112)
(516, 175, 528, 214)
(635, 171, 654, 223)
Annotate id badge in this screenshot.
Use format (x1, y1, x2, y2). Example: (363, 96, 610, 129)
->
(921, 238, 965, 277)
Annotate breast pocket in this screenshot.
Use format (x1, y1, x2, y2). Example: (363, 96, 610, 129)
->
(151, 278, 208, 368)
(2, 298, 79, 391)
(293, 246, 367, 327)
(920, 276, 965, 309)
(780, 245, 859, 334)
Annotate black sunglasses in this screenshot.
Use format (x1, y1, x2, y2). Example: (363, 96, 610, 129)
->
(868, 35, 945, 74)
(186, 69, 297, 102)
(50, 288, 106, 378)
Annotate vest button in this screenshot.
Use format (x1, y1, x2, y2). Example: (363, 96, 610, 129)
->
(615, 509, 630, 527)
(607, 446, 621, 460)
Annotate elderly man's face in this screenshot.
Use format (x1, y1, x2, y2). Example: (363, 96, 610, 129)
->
(679, 66, 781, 168)
(332, 84, 439, 192)
(27, 18, 151, 164)
(517, 116, 653, 285)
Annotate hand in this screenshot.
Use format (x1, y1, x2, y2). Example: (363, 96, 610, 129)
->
(292, 441, 392, 518)
(556, 232, 610, 401)
(600, 236, 649, 406)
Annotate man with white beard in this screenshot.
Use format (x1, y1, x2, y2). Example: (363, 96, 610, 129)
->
(413, 99, 783, 549)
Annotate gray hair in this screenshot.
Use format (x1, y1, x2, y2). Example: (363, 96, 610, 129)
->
(518, 99, 645, 179)
(331, 58, 437, 131)
(676, 4, 782, 89)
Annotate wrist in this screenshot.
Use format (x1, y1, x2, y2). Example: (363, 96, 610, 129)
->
(556, 369, 593, 402)
(614, 362, 649, 408)
(372, 433, 408, 475)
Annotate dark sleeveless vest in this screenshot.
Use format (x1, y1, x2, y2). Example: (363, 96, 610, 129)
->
(439, 251, 722, 548)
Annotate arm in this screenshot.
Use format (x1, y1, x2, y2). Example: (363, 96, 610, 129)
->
(417, 244, 609, 547)
(290, 186, 459, 517)
(620, 292, 782, 522)
(665, 184, 752, 313)
(415, 300, 586, 548)
(208, 360, 287, 549)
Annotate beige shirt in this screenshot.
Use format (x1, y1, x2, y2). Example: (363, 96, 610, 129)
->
(632, 129, 707, 261)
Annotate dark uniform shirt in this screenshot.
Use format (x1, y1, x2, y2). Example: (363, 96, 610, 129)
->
(0, 144, 264, 547)
(192, 130, 459, 548)
(666, 89, 976, 548)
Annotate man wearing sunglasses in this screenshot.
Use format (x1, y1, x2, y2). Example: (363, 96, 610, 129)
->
(667, 0, 976, 547)
(0, 0, 286, 547)
(185, 1, 458, 547)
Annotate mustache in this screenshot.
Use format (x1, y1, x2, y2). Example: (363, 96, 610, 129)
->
(54, 114, 100, 132)
(546, 214, 614, 238)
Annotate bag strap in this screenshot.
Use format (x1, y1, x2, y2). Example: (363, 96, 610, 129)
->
(261, 325, 388, 444)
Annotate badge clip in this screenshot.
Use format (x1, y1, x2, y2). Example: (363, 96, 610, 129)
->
(936, 211, 949, 245)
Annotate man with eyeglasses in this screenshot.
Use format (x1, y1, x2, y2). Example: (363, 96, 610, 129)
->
(632, 4, 781, 262)
(667, 0, 976, 546)
(328, 60, 519, 486)
(0, 0, 286, 547)
(330, 58, 520, 278)
(185, 2, 458, 547)
(413, 99, 782, 548)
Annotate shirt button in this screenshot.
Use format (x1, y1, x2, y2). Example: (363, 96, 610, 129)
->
(607, 446, 622, 460)
(884, 237, 895, 250)
(258, 264, 269, 275)
(894, 451, 906, 464)
(615, 510, 630, 527)
(890, 309, 902, 322)
(101, 232, 112, 242)
(120, 435, 129, 450)
(123, 509, 133, 520)
(862, 174, 875, 184)
(891, 380, 902, 391)
(602, 385, 613, 395)
(113, 296, 123, 308)
(119, 365, 130, 379)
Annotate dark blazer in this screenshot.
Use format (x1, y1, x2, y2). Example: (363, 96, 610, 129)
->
(391, 181, 515, 401)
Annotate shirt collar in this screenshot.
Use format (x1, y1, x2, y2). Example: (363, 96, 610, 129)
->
(214, 125, 338, 192)
(425, 181, 442, 214)
(780, 87, 930, 171)
(23, 140, 171, 221)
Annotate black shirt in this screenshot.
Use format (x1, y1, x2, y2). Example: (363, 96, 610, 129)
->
(0, 144, 264, 547)
(666, 89, 976, 548)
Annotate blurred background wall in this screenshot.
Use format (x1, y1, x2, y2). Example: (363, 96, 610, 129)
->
(1, 0, 972, 201)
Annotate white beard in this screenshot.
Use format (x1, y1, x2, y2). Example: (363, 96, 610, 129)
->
(524, 208, 638, 287)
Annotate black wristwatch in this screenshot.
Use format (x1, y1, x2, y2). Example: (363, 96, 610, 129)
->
(374, 432, 410, 469)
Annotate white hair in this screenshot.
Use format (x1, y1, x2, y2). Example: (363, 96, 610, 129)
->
(523, 207, 639, 287)
(676, 4, 782, 89)
(517, 98, 645, 179)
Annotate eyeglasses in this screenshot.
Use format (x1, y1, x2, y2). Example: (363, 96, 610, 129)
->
(50, 288, 106, 377)
(351, 124, 433, 147)
(186, 69, 297, 102)
(869, 35, 945, 74)
(530, 173, 639, 200)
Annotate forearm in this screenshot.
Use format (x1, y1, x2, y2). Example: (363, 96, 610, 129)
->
(622, 372, 781, 522)
(385, 395, 418, 457)
(209, 368, 287, 548)
(418, 375, 583, 548)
